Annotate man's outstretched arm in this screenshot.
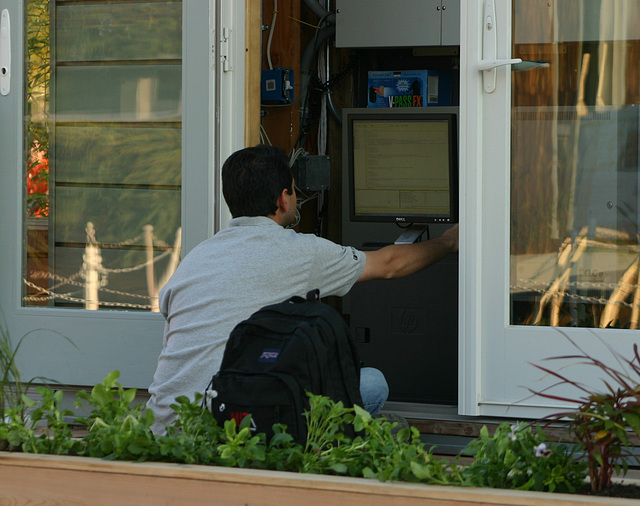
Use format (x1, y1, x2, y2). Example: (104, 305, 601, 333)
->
(358, 224, 459, 282)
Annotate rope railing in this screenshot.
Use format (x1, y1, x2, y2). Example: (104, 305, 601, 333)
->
(23, 222, 182, 312)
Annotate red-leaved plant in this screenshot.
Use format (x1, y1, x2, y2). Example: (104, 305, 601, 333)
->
(530, 333, 640, 492)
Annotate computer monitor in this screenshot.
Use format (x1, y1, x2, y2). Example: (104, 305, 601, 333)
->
(344, 108, 458, 225)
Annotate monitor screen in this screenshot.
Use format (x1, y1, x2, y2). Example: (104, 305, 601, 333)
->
(345, 108, 458, 224)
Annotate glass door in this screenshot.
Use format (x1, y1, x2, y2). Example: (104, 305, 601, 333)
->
(511, 0, 640, 330)
(0, 0, 242, 388)
(460, 0, 640, 417)
(25, 0, 183, 313)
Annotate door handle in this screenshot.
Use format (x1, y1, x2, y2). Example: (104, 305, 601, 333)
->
(477, 58, 522, 72)
(1, 9, 10, 96)
(479, 0, 520, 93)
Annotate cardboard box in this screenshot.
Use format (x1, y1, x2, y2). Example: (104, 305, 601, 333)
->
(367, 70, 451, 107)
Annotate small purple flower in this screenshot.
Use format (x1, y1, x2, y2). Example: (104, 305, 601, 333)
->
(508, 424, 518, 441)
(534, 442, 551, 457)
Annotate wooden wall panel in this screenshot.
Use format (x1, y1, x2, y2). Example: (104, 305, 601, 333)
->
(259, 0, 302, 154)
(245, 0, 262, 147)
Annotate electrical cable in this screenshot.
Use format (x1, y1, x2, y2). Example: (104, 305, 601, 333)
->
(289, 147, 305, 167)
(266, 0, 278, 70)
(286, 209, 301, 229)
(260, 123, 273, 146)
(297, 57, 355, 150)
(297, 24, 335, 149)
(302, 0, 335, 24)
(317, 42, 328, 155)
(326, 89, 342, 125)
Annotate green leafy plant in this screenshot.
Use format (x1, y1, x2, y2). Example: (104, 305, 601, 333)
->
(74, 370, 158, 461)
(462, 422, 586, 493)
(159, 397, 302, 469)
(348, 405, 461, 485)
(3, 375, 465, 488)
(0, 322, 26, 425)
(304, 393, 355, 456)
(9, 387, 82, 455)
(0, 399, 34, 451)
(1, 319, 77, 449)
(155, 393, 224, 464)
(531, 334, 640, 491)
(216, 416, 268, 468)
(300, 395, 462, 485)
(1, 368, 602, 495)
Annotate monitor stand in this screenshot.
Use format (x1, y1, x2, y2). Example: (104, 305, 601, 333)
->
(394, 224, 429, 244)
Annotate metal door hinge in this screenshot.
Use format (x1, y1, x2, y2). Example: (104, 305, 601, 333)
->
(220, 27, 232, 72)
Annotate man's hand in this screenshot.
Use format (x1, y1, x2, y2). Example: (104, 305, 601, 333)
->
(440, 223, 459, 253)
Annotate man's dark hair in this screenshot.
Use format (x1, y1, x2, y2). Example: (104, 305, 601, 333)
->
(222, 144, 293, 218)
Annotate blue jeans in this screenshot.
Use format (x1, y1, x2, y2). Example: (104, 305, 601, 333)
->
(359, 367, 388, 416)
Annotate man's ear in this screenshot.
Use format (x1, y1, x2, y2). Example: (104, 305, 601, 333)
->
(276, 188, 291, 214)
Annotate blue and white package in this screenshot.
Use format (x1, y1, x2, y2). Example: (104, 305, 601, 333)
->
(367, 70, 451, 107)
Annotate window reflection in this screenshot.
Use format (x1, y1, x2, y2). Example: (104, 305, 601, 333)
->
(510, 1, 640, 328)
(24, 0, 183, 311)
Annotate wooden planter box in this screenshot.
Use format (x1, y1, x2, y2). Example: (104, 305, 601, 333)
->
(0, 451, 636, 505)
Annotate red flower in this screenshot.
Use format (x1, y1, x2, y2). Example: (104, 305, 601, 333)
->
(27, 157, 49, 217)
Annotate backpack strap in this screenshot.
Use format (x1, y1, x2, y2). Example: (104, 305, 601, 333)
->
(306, 289, 320, 302)
(287, 289, 320, 305)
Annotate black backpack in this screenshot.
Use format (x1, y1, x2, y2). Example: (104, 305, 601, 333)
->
(204, 289, 363, 443)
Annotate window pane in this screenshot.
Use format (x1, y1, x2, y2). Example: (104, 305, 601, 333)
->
(56, 2, 181, 62)
(55, 126, 181, 186)
(55, 65, 181, 121)
(24, 0, 183, 312)
(510, 0, 640, 328)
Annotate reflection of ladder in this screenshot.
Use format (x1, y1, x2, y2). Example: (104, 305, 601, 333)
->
(532, 226, 590, 327)
(82, 222, 102, 311)
(144, 224, 181, 312)
(601, 257, 640, 329)
(532, 226, 640, 328)
(82, 222, 181, 312)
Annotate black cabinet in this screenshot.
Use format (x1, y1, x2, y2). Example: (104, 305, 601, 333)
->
(347, 253, 458, 404)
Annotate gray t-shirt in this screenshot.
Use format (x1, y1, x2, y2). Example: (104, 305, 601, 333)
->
(146, 216, 366, 433)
